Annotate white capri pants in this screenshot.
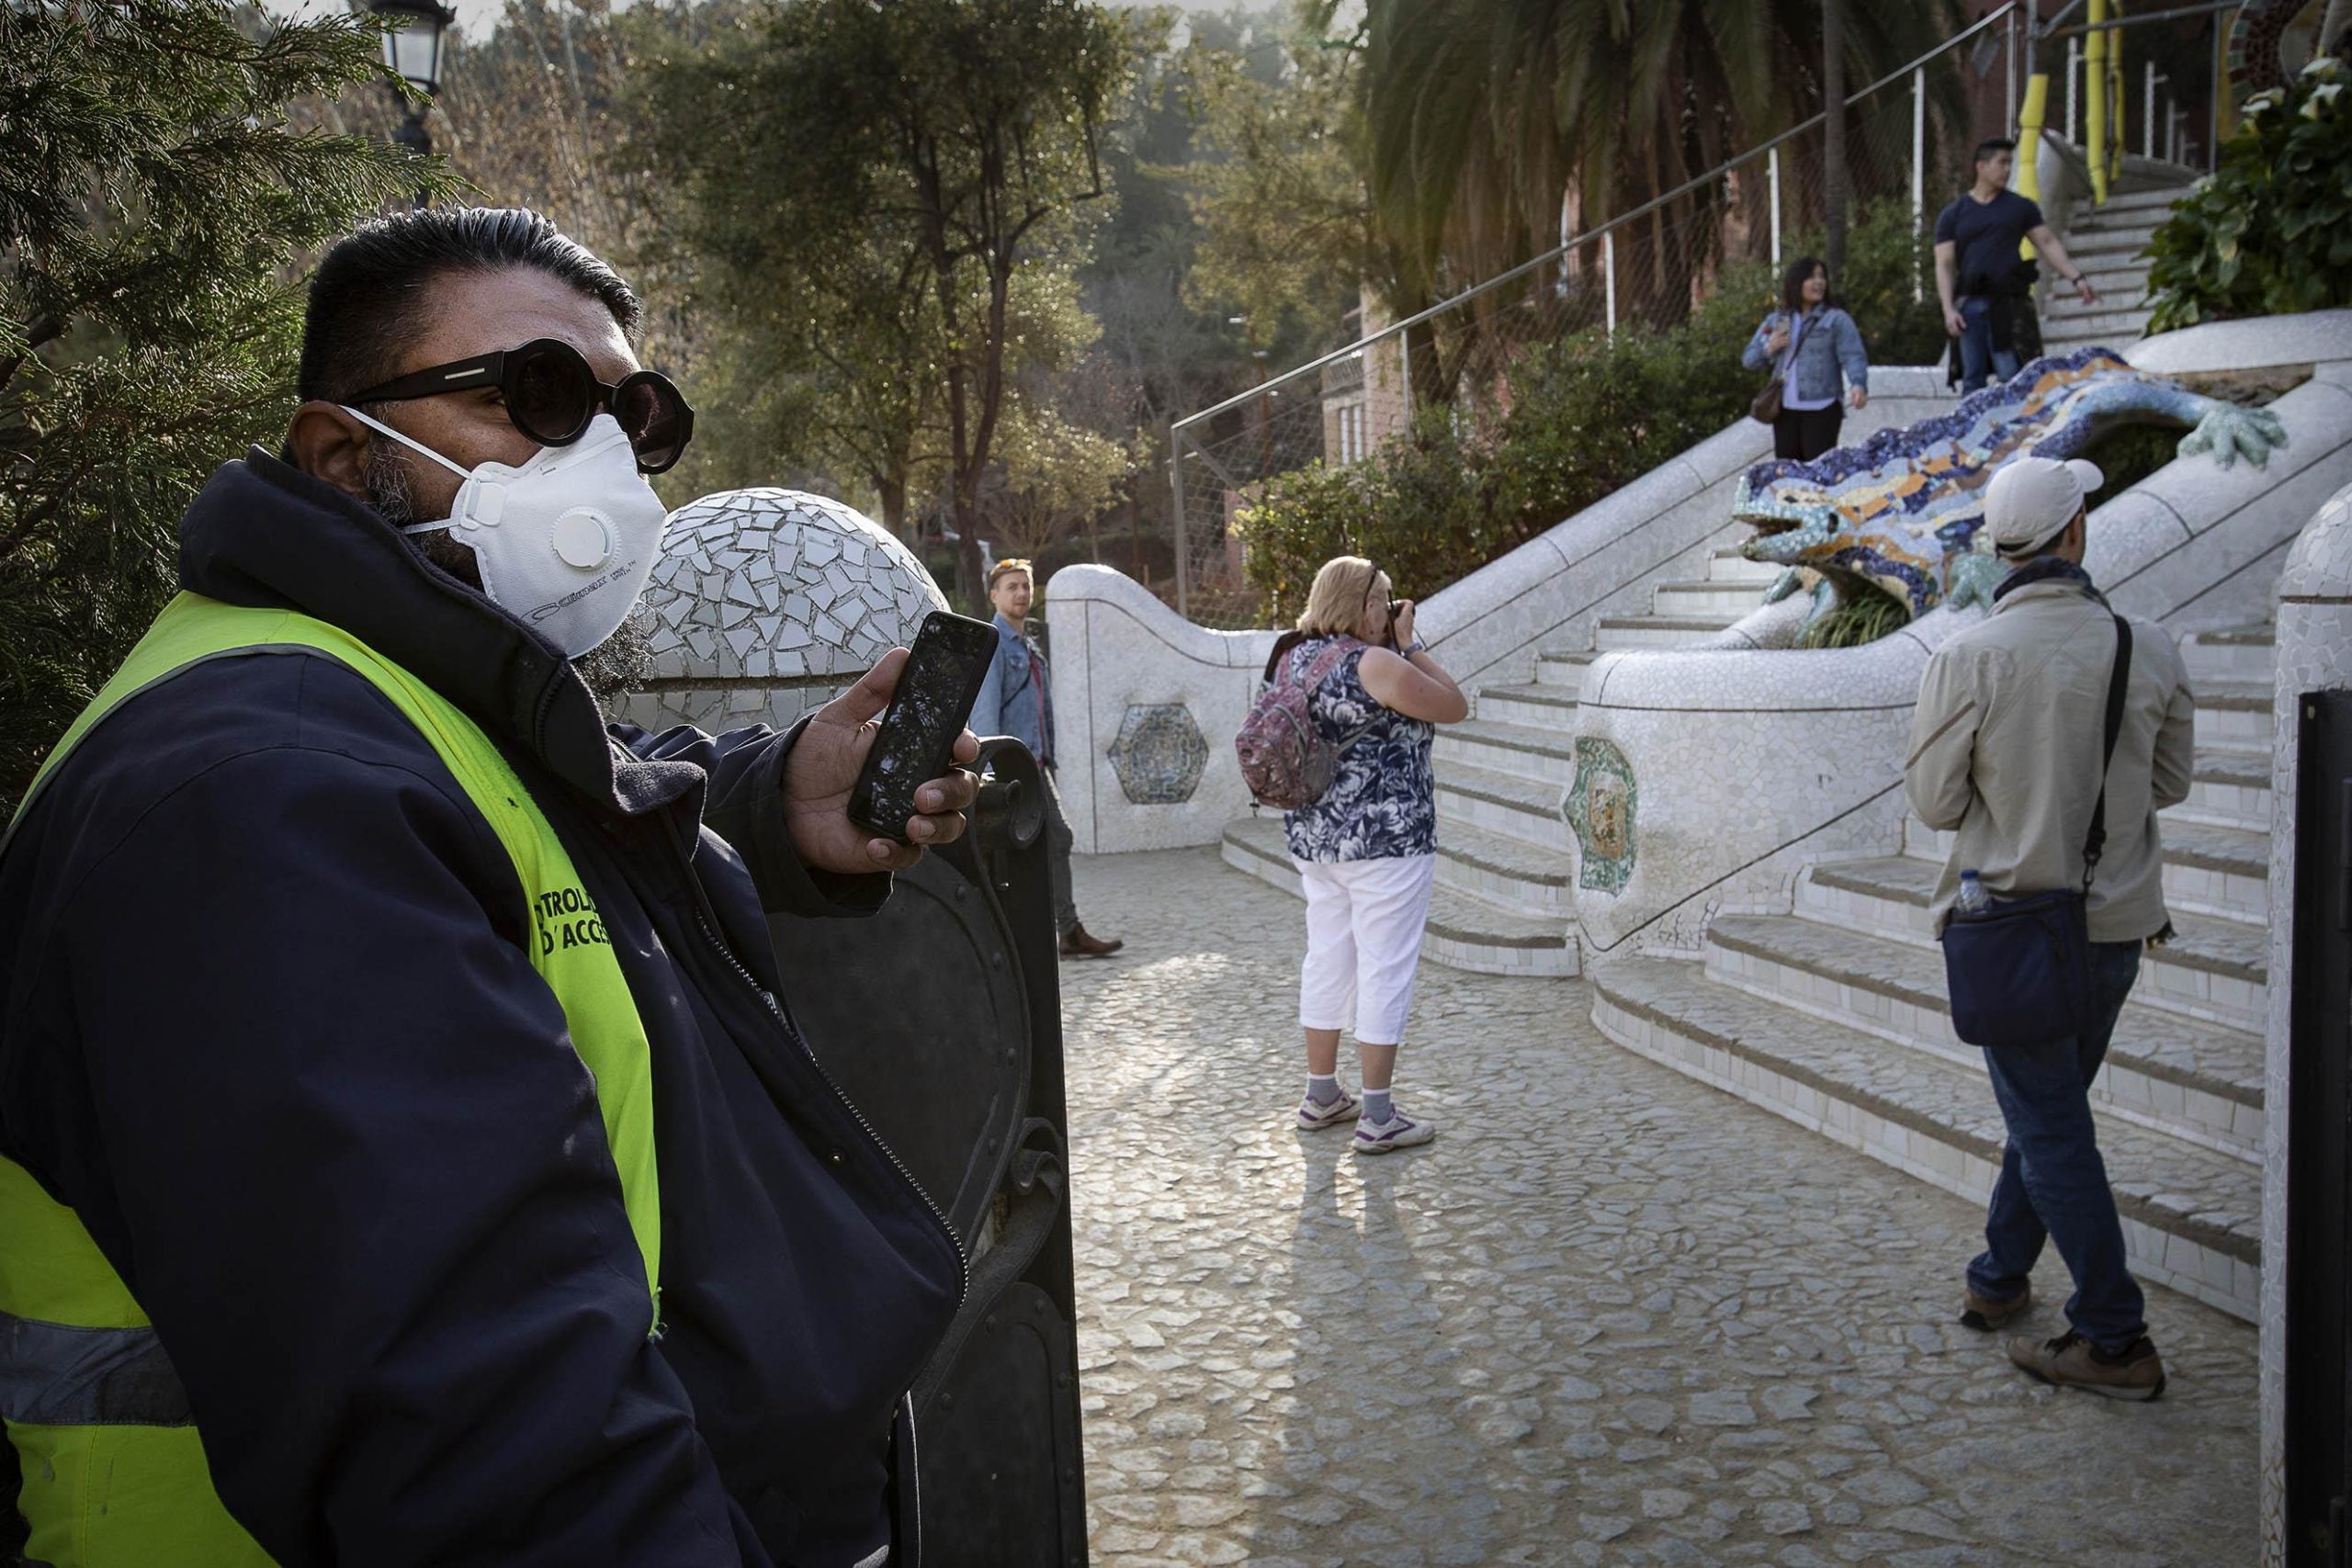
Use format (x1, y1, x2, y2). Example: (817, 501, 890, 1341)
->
(1295, 853, 1438, 1044)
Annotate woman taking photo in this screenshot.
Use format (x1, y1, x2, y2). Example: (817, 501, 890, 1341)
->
(1274, 557, 1468, 1155)
(1743, 255, 1871, 461)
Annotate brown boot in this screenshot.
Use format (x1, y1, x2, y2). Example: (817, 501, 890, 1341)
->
(2007, 1330, 2166, 1401)
(1960, 1282, 2031, 1331)
(1057, 923, 1124, 959)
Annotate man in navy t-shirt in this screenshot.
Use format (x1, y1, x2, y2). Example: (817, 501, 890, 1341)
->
(1933, 138, 2099, 392)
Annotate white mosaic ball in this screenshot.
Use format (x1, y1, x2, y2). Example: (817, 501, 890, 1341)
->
(639, 488, 949, 682)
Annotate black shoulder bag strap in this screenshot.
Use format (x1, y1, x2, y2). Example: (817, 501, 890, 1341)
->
(2081, 612, 2133, 895)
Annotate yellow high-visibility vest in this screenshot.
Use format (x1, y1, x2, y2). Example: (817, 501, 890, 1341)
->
(0, 592, 661, 1567)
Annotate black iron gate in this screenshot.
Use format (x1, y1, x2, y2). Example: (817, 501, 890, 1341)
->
(2288, 692, 2352, 1567)
(771, 739, 1087, 1568)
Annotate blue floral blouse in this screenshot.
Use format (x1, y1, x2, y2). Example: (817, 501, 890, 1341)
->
(1280, 637, 1437, 863)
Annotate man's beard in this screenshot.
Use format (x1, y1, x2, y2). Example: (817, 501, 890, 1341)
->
(573, 615, 657, 707)
(366, 439, 656, 709)
(365, 439, 481, 589)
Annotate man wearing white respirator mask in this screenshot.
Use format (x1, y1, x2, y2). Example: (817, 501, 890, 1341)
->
(0, 209, 976, 1568)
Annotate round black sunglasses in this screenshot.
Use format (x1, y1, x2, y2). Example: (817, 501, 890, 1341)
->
(348, 337, 695, 475)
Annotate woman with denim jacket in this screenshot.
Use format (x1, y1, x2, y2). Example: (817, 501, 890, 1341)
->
(1743, 255, 1871, 461)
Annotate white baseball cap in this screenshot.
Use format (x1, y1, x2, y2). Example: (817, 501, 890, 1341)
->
(1984, 456, 2104, 558)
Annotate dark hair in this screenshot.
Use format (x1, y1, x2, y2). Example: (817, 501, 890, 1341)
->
(297, 207, 640, 405)
(1973, 136, 2017, 170)
(1780, 256, 1828, 313)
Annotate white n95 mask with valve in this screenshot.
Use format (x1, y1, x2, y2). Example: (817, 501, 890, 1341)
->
(344, 408, 669, 658)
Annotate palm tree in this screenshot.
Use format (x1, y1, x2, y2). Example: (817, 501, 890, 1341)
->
(1362, 0, 1959, 347)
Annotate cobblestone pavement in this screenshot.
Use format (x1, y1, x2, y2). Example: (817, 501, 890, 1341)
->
(1059, 849, 2258, 1568)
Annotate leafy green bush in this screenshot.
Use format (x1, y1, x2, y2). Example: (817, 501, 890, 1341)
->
(1235, 201, 1947, 623)
(1801, 585, 1909, 649)
(1, 2, 435, 813)
(2145, 57, 2352, 332)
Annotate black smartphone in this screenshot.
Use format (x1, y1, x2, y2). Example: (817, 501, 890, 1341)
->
(847, 610, 1001, 843)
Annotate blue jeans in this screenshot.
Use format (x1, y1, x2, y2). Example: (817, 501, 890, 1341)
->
(1957, 296, 2019, 393)
(1966, 939, 2149, 1350)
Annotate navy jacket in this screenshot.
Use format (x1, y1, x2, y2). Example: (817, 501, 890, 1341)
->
(0, 454, 965, 1566)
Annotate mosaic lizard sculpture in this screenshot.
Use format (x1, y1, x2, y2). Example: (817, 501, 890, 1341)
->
(1732, 347, 2289, 628)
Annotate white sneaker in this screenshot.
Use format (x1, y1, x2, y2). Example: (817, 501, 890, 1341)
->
(1296, 1090, 1360, 1131)
(1351, 1111, 1436, 1155)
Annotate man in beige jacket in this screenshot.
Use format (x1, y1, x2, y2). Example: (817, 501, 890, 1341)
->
(1905, 456, 2195, 1401)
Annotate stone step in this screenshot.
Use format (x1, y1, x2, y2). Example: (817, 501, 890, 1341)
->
(1899, 817, 2268, 925)
(2062, 222, 2160, 259)
(2073, 262, 2153, 298)
(1435, 717, 1577, 785)
(1219, 816, 1577, 976)
(2088, 186, 2189, 218)
(2180, 745, 2271, 832)
(1704, 909, 2265, 1162)
(1531, 648, 1599, 695)
(2183, 623, 2278, 685)
(1895, 811, 2269, 927)
(1651, 580, 1771, 620)
(1734, 853, 2267, 1034)
(1433, 760, 1570, 852)
(2043, 329, 2152, 356)
(1594, 615, 1736, 651)
(1711, 549, 1784, 586)
(2039, 305, 2155, 340)
(2190, 680, 2276, 749)
(1476, 681, 1582, 732)
(1591, 957, 2258, 1321)
(1430, 817, 1577, 918)
(1806, 851, 2267, 1029)
(2154, 817, 2274, 923)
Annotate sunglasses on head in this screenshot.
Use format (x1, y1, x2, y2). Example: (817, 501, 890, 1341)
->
(348, 337, 695, 474)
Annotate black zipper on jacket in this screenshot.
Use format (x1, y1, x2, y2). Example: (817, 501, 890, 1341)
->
(680, 884, 970, 1308)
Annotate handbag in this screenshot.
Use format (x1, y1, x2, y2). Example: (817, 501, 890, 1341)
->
(1939, 612, 2133, 1049)
(1748, 310, 1815, 424)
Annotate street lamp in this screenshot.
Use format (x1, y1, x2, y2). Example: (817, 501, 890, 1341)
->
(369, 0, 456, 191)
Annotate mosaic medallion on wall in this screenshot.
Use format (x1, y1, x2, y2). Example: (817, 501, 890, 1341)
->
(1106, 704, 1208, 805)
(1563, 738, 1637, 895)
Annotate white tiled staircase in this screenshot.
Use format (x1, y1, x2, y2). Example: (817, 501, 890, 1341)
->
(1590, 622, 2275, 1321)
(2040, 165, 2195, 358)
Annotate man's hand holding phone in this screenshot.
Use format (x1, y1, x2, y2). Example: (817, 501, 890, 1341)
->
(786, 646, 982, 874)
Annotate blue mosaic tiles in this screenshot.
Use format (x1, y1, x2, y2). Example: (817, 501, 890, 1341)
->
(1107, 703, 1209, 805)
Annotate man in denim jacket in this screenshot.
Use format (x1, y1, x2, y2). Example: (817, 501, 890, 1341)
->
(968, 559, 1123, 958)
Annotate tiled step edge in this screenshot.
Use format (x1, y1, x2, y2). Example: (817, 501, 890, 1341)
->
(1590, 958, 2258, 1322)
(1711, 908, 2264, 1160)
(1220, 818, 1577, 977)
(1802, 856, 2268, 1033)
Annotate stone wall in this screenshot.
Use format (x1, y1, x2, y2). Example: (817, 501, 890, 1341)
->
(1566, 610, 1962, 958)
(1049, 367, 1950, 853)
(2259, 477, 2352, 1565)
(1043, 565, 1276, 855)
